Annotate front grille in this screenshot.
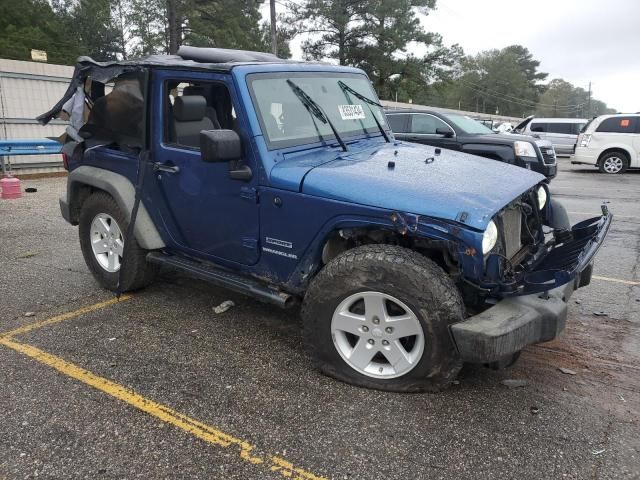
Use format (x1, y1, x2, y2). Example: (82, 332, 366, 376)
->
(540, 147, 556, 165)
(501, 207, 523, 259)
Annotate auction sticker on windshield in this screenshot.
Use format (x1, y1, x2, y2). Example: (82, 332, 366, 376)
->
(338, 104, 366, 120)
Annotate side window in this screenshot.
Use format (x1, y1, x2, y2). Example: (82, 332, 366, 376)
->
(386, 114, 408, 132)
(546, 123, 572, 134)
(411, 114, 449, 134)
(572, 123, 587, 135)
(596, 117, 637, 133)
(165, 80, 236, 149)
(530, 123, 547, 133)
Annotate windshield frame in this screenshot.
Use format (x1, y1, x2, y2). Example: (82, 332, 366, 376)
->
(444, 113, 495, 135)
(246, 71, 388, 150)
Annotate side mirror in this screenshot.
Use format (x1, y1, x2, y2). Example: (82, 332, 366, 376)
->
(200, 129, 241, 163)
(436, 127, 454, 137)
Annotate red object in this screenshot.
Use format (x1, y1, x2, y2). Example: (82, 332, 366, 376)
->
(62, 153, 69, 170)
(1, 175, 22, 199)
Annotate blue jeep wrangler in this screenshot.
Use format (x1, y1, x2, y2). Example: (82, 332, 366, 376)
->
(40, 47, 611, 392)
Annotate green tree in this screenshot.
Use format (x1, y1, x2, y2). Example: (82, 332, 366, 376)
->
(536, 78, 616, 118)
(292, 0, 459, 101)
(261, 13, 295, 58)
(185, 0, 265, 51)
(292, 0, 366, 65)
(442, 45, 548, 116)
(0, 0, 80, 64)
(127, 0, 166, 56)
(52, 0, 124, 61)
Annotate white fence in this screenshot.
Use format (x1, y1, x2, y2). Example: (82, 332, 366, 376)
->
(0, 59, 72, 174)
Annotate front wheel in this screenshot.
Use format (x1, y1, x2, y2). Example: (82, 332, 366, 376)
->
(78, 191, 157, 292)
(302, 245, 464, 392)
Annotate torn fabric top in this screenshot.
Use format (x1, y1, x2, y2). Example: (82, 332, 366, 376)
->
(37, 47, 302, 126)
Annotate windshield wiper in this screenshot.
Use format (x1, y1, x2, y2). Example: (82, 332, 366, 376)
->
(337, 80, 390, 143)
(286, 79, 348, 152)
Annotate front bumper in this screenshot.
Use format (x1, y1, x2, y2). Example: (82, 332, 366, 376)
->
(451, 280, 578, 362)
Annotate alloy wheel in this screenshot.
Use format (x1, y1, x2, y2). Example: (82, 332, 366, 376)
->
(603, 156, 624, 174)
(331, 291, 425, 379)
(90, 213, 124, 272)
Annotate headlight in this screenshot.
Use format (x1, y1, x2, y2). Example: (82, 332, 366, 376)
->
(514, 141, 537, 157)
(482, 220, 498, 254)
(537, 186, 547, 210)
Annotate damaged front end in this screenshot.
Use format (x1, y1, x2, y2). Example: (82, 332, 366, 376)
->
(478, 188, 612, 297)
(449, 188, 611, 363)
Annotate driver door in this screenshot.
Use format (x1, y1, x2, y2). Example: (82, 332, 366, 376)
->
(144, 71, 260, 266)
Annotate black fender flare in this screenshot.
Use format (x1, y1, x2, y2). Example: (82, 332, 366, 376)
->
(66, 165, 165, 250)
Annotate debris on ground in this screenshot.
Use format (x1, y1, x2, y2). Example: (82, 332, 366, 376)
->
(25, 187, 37, 193)
(558, 367, 577, 375)
(500, 379, 528, 388)
(452, 380, 460, 385)
(591, 448, 606, 456)
(619, 395, 626, 403)
(24, 312, 35, 317)
(530, 406, 540, 415)
(593, 311, 608, 317)
(213, 300, 235, 314)
(17, 251, 39, 259)
(575, 299, 582, 304)
(108, 337, 116, 341)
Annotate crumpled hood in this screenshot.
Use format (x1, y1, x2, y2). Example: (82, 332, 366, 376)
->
(270, 141, 545, 230)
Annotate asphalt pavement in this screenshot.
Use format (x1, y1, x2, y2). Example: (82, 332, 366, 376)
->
(1, 161, 639, 479)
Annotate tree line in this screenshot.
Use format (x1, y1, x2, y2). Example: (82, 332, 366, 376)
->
(0, 0, 615, 117)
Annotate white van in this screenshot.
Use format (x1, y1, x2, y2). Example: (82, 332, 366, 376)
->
(573, 114, 640, 174)
(514, 117, 587, 155)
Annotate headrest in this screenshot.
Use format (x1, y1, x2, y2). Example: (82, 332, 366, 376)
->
(174, 95, 206, 121)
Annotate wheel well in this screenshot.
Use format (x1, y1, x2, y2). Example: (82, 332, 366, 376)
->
(320, 228, 459, 275)
(598, 148, 630, 164)
(68, 182, 98, 224)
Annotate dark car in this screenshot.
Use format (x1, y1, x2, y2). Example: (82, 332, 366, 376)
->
(39, 48, 610, 393)
(386, 109, 558, 180)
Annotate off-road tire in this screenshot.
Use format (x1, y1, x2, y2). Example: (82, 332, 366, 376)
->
(598, 151, 629, 174)
(302, 244, 465, 392)
(79, 191, 157, 292)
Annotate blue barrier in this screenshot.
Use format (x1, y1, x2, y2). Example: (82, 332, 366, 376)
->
(0, 139, 62, 156)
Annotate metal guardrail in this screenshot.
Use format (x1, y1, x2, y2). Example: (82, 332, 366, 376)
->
(0, 139, 62, 156)
(0, 139, 62, 175)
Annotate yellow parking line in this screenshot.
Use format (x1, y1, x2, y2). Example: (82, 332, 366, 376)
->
(593, 275, 640, 286)
(0, 295, 132, 339)
(0, 299, 326, 480)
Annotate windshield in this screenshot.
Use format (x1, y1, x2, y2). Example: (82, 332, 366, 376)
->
(445, 114, 495, 134)
(248, 73, 388, 149)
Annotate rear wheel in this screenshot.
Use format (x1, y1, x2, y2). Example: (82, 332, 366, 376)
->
(598, 151, 628, 174)
(302, 244, 464, 392)
(78, 191, 157, 292)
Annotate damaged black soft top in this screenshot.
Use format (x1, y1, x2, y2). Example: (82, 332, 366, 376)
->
(37, 46, 302, 126)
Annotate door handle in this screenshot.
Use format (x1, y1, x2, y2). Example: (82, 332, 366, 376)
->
(153, 162, 180, 173)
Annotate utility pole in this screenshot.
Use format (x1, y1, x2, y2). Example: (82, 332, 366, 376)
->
(587, 81, 592, 117)
(270, 0, 277, 56)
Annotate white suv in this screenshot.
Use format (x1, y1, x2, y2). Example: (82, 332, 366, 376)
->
(573, 114, 640, 174)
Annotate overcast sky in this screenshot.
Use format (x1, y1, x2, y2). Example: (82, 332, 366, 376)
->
(262, 0, 639, 113)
